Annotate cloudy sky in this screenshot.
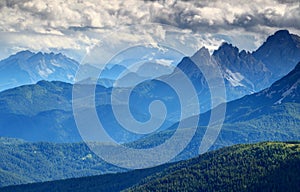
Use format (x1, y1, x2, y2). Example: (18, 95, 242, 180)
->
(0, 0, 299, 61)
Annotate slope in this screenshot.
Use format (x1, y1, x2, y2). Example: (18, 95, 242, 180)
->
(0, 138, 124, 187)
(127, 141, 300, 192)
(1, 142, 299, 192)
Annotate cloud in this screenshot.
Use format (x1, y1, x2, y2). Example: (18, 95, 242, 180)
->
(0, 0, 299, 60)
(155, 59, 174, 66)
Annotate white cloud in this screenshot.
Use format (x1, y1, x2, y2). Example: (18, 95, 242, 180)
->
(155, 59, 174, 66)
(0, 0, 299, 60)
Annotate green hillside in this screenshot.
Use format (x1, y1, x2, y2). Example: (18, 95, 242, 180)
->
(1, 141, 300, 192)
(0, 138, 124, 187)
(127, 141, 300, 192)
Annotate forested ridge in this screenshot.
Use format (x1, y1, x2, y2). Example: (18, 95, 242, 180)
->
(1, 141, 300, 192)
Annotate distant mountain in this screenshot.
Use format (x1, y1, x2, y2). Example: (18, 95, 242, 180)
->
(0, 81, 80, 142)
(100, 64, 128, 80)
(0, 80, 174, 143)
(1, 142, 299, 192)
(0, 51, 79, 91)
(0, 50, 177, 91)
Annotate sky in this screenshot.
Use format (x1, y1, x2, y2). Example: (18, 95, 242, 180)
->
(0, 0, 299, 61)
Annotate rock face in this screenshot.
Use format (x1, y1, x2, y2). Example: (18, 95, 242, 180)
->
(253, 30, 300, 81)
(176, 30, 300, 102)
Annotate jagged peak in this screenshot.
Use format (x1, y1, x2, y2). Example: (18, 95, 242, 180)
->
(191, 46, 210, 60)
(260, 29, 294, 47)
(238, 49, 251, 58)
(10, 50, 35, 58)
(273, 29, 290, 37)
(16, 50, 34, 55)
(213, 42, 239, 56)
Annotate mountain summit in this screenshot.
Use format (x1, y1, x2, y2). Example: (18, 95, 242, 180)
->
(0, 51, 79, 91)
(253, 30, 300, 81)
(188, 30, 300, 101)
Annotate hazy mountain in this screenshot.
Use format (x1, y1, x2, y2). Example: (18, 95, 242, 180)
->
(0, 80, 174, 143)
(100, 64, 128, 80)
(1, 142, 299, 192)
(0, 51, 79, 91)
(0, 50, 177, 91)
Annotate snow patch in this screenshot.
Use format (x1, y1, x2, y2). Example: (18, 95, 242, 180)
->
(282, 79, 300, 97)
(274, 97, 283, 105)
(224, 68, 245, 87)
(275, 79, 300, 104)
(38, 67, 54, 78)
(155, 59, 174, 66)
(81, 154, 93, 160)
(50, 60, 62, 67)
(67, 74, 74, 80)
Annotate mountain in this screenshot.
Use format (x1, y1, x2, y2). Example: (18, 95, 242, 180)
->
(0, 30, 299, 143)
(0, 58, 299, 184)
(177, 30, 300, 103)
(0, 51, 79, 91)
(127, 62, 300, 160)
(0, 50, 176, 91)
(0, 80, 174, 143)
(224, 61, 300, 123)
(134, 30, 300, 114)
(0, 81, 80, 142)
(1, 142, 299, 192)
(0, 138, 124, 187)
(253, 30, 300, 81)
(213, 43, 271, 96)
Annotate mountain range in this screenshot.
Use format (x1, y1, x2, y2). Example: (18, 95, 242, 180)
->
(0, 59, 299, 186)
(127, 61, 300, 161)
(0, 51, 176, 91)
(1, 30, 299, 99)
(187, 30, 300, 103)
(0, 51, 79, 91)
(0, 30, 299, 144)
(0, 29, 299, 190)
